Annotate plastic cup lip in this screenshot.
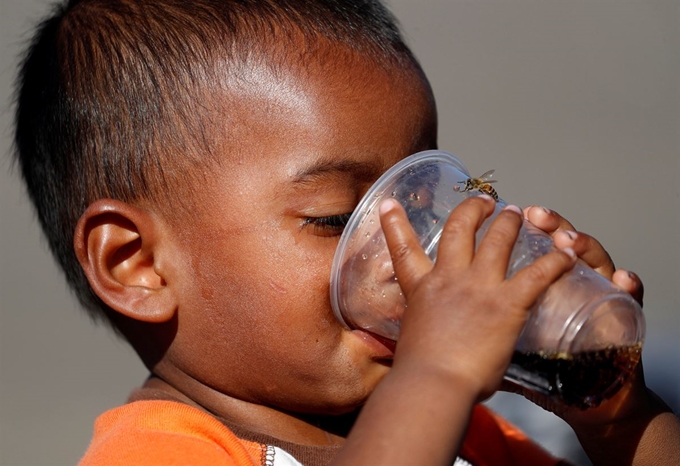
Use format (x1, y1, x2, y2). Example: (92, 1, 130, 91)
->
(330, 149, 470, 329)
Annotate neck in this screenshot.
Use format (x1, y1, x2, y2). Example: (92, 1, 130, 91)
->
(140, 374, 358, 446)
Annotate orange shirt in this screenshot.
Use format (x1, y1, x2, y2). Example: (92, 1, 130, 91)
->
(79, 400, 562, 466)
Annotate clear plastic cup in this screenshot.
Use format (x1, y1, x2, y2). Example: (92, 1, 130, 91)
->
(330, 150, 644, 409)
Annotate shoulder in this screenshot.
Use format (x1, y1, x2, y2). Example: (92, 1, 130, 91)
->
(78, 400, 266, 466)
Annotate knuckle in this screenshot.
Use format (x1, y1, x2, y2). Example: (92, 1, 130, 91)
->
(442, 215, 472, 237)
(528, 250, 572, 282)
(482, 227, 513, 248)
(580, 234, 599, 250)
(523, 261, 554, 284)
(389, 242, 412, 265)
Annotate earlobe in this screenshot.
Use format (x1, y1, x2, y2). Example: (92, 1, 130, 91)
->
(74, 199, 177, 323)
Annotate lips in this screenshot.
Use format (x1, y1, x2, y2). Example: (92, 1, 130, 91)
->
(352, 329, 396, 360)
(367, 331, 397, 355)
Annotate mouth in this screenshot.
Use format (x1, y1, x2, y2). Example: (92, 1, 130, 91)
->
(351, 329, 396, 360)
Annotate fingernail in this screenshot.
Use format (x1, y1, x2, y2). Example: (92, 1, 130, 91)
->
(379, 198, 398, 214)
(539, 206, 551, 215)
(503, 204, 522, 215)
(478, 194, 494, 202)
(563, 230, 577, 241)
(562, 247, 576, 259)
(627, 271, 636, 281)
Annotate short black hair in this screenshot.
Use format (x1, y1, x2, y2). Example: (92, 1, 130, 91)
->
(13, 0, 422, 332)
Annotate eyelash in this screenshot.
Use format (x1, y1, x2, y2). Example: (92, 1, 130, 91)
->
(302, 213, 353, 237)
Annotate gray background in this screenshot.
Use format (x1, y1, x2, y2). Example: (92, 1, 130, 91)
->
(1, 1, 678, 465)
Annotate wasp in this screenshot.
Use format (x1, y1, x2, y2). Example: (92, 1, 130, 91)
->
(455, 169, 499, 201)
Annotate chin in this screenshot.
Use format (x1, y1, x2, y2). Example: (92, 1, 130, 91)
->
(322, 369, 391, 414)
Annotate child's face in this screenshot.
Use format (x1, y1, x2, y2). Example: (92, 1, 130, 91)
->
(161, 50, 437, 415)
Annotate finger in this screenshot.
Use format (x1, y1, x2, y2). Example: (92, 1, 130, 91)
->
(506, 248, 577, 310)
(525, 205, 617, 279)
(473, 205, 524, 281)
(553, 230, 616, 279)
(379, 199, 434, 296)
(523, 205, 575, 234)
(613, 269, 644, 307)
(436, 195, 496, 268)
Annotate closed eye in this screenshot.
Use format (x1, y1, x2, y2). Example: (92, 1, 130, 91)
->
(301, 213, 353, 237)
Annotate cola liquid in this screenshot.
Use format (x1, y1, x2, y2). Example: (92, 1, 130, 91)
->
(510, 343, 642, 409)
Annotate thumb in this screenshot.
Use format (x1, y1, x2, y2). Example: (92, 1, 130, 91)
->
(379, 199, 434, 298)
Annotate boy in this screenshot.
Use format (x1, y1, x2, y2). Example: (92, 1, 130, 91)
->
(13, 0, 679, 465)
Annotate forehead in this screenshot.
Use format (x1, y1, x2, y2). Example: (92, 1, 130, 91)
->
(213, 47, 437, 182)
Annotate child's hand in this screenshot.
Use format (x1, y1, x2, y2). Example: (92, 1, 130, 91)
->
(521, 206, 680, 466)
(337, 198, 577, 466)
(520, 206, 649, 422)
(553, 361, 680, 466)
(523, 205, 644, 306)
(379, 196, 577, 402)
(345, 198, 679, 466)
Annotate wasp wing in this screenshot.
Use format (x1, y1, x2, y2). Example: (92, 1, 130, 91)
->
(478, 169, 497, 183)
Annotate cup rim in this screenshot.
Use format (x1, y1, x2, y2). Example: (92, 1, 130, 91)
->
(329, 149, 470, 328)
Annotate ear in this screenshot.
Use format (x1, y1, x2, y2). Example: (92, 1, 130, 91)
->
(74, 199, 177, 323)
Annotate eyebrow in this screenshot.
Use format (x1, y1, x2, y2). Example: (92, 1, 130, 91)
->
(291, 157, 384, 186)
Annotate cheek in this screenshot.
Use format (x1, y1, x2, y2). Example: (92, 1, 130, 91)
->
(172, 227, 387, 411)
(257, 236, 341, 340)
(181, 226, 340, 350)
